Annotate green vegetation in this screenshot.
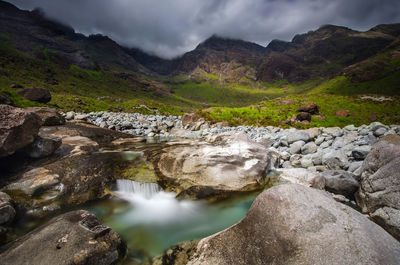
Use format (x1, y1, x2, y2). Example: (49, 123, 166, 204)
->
(198, 94, 400, 128)
(1, 34, 399, 128)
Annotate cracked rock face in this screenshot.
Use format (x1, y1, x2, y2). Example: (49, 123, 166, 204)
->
(356, 134, 400, 240)
(187, 184, 400, 265)
(0, 105, 42, 158)
(0, 210, 126, 265)
(157, 132, 275, 198)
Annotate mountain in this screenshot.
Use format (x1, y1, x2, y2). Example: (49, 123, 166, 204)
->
(257, 24, 400, 83)
(0, 0, 399, 115)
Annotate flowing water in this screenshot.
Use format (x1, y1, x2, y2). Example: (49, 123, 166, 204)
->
(86, 179, 258, 263)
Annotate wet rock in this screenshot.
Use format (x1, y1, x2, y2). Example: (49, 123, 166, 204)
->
(0, 92, 12, 105)
(277, 168, 325, 189)
(356, 135, 400, 240)
(187, 184, 400, 265)
(0, 105, 42, 158)
(26, 135, 62, 158)
(17, 87, 51, 103)
(25, 107, 65, 126)
(297, 102, 319, 114)
(0, 210, 127, 265)
(0, 192, 15, 225)
(150, 240, 199, 265)
(322, 170, 359, 199)
(157, 132, 275, 198)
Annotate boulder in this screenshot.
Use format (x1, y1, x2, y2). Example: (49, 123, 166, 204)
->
(301, 141, 317, 154)
(187, 184, 400, 265)
(157, 132, 275, 198)
(285, 130, 310, 144)
(322, 170, 359, 199)
(0, 105, 42, 157)
(289, 140, 305, 154)
(0, 210, 126, 265)
(25, 107, 65, 126)
(181, 113, 204, 128)
(356, 135, 400, 240)
(0, 192, 15, 225)
(297, 102, 319, 114)
(352, 145, 371, 160)
(17, 87, 51, 103)
(25, 135, 62, 158)
(335, 110, 350, 117)
(322, 149, 349, 170)
(296, 112, 311, 122)
(277, 168, 325, 189)
(0, 92, 12, 105)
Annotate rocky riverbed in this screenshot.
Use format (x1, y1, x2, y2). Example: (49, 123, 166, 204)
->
(1, 106, 400, 264)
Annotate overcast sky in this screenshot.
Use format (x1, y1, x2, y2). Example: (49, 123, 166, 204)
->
(8, 0, 400, 58)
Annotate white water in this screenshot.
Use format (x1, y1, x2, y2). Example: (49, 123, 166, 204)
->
(115, 179, 202, 225)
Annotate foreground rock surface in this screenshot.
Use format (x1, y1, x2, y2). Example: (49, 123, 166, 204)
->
(356, 134, 400, 240)
(0, 210, 126, 265)
(157, 132, 275, 198)
(187, 184, 400, 265)
(0, 105, 41, 158)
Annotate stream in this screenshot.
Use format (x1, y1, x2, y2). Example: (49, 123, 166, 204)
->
(86, 179, 257, 263)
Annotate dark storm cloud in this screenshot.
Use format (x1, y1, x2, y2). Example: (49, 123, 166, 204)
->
(7, 0, 400, 58)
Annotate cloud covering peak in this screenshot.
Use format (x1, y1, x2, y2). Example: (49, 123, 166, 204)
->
(8, 0, 400, 58)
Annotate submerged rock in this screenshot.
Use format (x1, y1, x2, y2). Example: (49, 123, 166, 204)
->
(0, 105, 42, 158)
(356, 134, 400, 240)
(187, 184, 400, 265)
(157, 132, 274, 198)
(0, 210, 127, 265)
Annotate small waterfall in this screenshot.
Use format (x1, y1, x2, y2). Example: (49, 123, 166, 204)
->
(116, 179, 160, 199)
(114, 179, 203, 225)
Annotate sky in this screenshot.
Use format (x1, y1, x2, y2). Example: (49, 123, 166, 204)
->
(7, 0, 400, 59)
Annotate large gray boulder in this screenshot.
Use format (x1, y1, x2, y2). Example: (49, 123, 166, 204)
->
(0, 210, 126, 265)
(188, 184, 400, 265)
(356, 135, 400, 240)
(0, 105, 42, 157)
(157, 132, 276, 198)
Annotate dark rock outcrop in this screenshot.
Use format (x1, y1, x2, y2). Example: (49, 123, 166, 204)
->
(187, 184, 400, 265)
(356, 134, 400, 240)
(17, 87, 51, 103)
(0, 92, 12, 105)
(0, 105, 42, 158)
(0, 210, 127, 265)
(297, 103, 319, 114)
